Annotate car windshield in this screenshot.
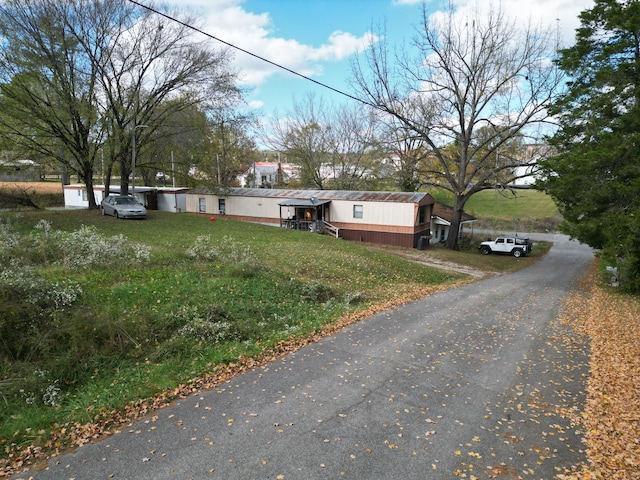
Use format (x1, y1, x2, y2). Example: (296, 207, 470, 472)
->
(114, 197, 137, 205)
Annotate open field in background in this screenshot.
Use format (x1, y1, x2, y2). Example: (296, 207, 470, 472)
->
(0, 181, 64, 195)
(432, 188, 562, 233)
(0, 181, 65, 209)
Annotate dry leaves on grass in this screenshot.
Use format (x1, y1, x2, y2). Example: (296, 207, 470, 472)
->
(558, 262, 640, 479)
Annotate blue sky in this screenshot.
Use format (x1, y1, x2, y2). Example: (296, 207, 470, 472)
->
(172, 0, 594, 116)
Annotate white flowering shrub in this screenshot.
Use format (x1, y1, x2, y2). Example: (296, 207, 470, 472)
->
(174, 305, 240, 343)
(0, 266, 82, 309)
(33, 219, 52, 236)
(186, 235, 219, 260)
(177, 319, 237, 343)
(300, 281, 335, 303)
(220, 235, 255, 264)
(42, 383, 61, 407)
(1, 222, 150, 269)
(55, 225, 151, 268)
(0, 217, 22, 262)
(187, 235, 255, 265)
(16, 370, 61, 407)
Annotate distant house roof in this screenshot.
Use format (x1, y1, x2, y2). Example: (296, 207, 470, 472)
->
(190, 187, 433, 204)
(432, 202, 477, 225)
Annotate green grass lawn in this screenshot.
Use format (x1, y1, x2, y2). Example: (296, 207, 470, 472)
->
(432, 188, 561, 232)
(0, 209, 550, 474)
(432, 187, 559, 218)
(1, 210, 459, 471)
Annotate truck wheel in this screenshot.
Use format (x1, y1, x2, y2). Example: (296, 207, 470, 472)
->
(480, 246, 491, 255)
(512, 248, 523, 258)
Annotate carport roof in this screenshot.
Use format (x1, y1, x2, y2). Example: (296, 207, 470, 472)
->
(278, 198, 332, 207)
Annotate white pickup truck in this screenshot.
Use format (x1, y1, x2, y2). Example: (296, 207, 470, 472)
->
(478, 236, 533, 258)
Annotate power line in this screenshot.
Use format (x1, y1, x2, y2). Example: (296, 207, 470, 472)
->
(127, 0, 371, 108)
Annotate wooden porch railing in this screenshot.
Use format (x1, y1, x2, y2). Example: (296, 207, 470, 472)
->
(281, 219, 339, 238)
(320, 220, 339, 238)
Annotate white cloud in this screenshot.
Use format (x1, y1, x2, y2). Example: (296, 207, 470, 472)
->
(246, 99, 264, 109)
(175, 0, 372, 88)
(447, 0, 593, 46)
(392, 0, 424, 5)
(310, 31, 372, 61)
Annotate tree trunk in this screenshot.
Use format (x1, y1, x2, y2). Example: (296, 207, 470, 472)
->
(83, 175, 98, 210)
(104, 163, 113, 203)
(119, 155, 129, 195)
(445, 194, 467, 250)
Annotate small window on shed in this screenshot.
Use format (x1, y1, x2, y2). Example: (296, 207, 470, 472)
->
(353, 205, 363, 219)
(198, 197, 206, 213)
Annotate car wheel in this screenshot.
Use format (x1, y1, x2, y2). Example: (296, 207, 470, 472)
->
(101, 207, 105, 216)
(480, 246, 491, 255)
(512, 248, 523, 258)
(115, 211, 120, 219)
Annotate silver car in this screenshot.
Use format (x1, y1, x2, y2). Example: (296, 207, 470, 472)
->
(101, 195, 147, 219)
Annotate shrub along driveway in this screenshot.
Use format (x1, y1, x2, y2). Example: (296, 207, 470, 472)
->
(13, 234, 594, 480)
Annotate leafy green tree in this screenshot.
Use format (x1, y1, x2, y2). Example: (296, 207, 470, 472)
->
(0, 0, 103, 207)
(136, 101, 211, 187)
(537, 0, 640, 292)
(0, 0, 241, 207)
(352, 2, 562, 249)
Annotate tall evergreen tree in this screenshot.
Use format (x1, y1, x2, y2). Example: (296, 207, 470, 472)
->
(538, 0, 640, 292)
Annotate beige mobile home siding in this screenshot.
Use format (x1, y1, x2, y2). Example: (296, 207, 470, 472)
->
(187, 194, 281, 223)
(185, 188, 434, 248)
(329, 200, 415, 227)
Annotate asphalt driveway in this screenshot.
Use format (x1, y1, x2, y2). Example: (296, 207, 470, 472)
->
(14, 234, 594, 480)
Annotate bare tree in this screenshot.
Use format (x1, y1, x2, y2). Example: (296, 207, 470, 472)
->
(268, 94, 382, 190)
(268, 94, 333, 189)
(0, 0, 240, 208)
(325, 102, 382, 190)
(352, 2, 562, 249)
(0, 0, 104, 207)
(85, 1, 241, 197)
(379, 118, 432, 192)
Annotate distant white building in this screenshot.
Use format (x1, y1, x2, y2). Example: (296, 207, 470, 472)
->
(511, 144, 554, 187)
(0, 159, 40, 182)
(238, 162, 299, 188)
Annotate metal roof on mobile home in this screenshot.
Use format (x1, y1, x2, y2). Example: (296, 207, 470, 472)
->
(189, 187, 432, 203)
